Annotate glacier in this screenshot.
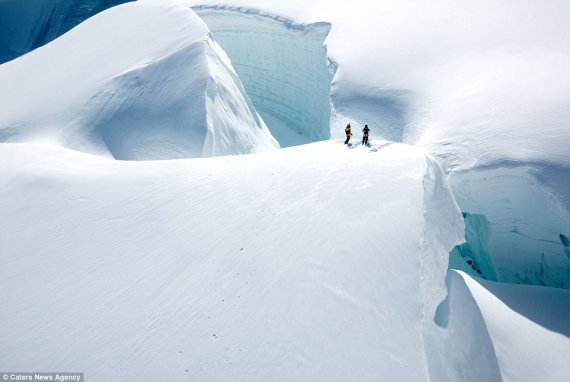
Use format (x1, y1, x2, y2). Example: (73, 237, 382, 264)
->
(449, 166, 570, 288)
(0, 140, 464, 381)
(189, 0, 570, 289)
(0, 0, 131, 64)
(0, 0, 569, 380)
(0, 0, 278, 159)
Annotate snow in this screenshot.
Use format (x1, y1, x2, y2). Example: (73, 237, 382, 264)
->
(185, 0, 570, 288)
(186, 0, 570, 167)
(0, 140, 464, 380)
(437, 271, 570, 382)
(0, 0, 278, 159)
(0, 0, 569, 379)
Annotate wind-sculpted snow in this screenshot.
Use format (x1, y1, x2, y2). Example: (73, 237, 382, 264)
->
(0, 140, 464, 381)
(0, 0, 131, 64)
(195, 7, 334, 147)
(434, 271, 570, 382)
(0, 0, 278, 160)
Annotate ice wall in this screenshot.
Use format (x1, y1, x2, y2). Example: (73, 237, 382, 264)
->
(449, 213, 496, 280)
(0, 0, 131, 64)
(195, 7, 334, 147)
(450, 166, 570, 288)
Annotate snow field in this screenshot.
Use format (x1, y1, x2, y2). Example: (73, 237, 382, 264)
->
(0, 140, 463, 381)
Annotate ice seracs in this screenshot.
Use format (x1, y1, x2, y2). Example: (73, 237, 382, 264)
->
(0, 0, 278, 160)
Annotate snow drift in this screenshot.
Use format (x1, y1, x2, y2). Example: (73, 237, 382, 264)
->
(0, 140, 464, 381)
(431, 270, 570, 382)
(0, 0, 278, 160)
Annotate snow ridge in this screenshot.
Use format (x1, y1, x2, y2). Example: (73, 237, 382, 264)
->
(419, 155, 465, 324)
(0, 0, 278, 159)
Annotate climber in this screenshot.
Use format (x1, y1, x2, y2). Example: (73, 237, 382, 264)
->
(344, 124, 352, 144)
(362, 124, 370, 145)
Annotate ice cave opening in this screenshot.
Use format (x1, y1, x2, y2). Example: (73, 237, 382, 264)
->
(194, 6, 336, 147)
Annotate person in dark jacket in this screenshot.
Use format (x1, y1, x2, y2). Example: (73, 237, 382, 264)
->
(362, 124, 370, 145)
(344, 124, 352, 144)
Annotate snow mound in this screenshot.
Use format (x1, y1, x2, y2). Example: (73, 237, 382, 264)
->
(0, 0, 278, 160)
(0, 0, 131, 64)
(0, 140, 463, 381)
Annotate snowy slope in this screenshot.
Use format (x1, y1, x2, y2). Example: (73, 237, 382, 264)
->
(0, 0, 278, 160)
(187, 0, 570, 287)
(186, 0, 570, 164)
(0, 140, 464, 381)
(435, 271, 570, 382)
(0, 0, 130, 64)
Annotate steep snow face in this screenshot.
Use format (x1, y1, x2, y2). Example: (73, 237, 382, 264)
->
(0, 0, 278, 160)
(431, 271, 570, 382)
(0, 140, 463, 381)
(195, 7, 334, 147)
(0, 0, 131, 64)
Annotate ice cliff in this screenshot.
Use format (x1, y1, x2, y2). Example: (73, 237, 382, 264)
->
(195, 6, 334, 147)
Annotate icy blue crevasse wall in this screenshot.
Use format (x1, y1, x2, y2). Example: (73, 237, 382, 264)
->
(449, 165, 570, 288)
(195, 7, 335, 147)
(449, 212, 497, 280)
(0, 0, 131, 64)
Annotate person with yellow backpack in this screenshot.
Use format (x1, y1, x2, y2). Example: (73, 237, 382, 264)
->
(344, 123, 352, 144)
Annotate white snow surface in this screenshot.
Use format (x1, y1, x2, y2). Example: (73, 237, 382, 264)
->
(0, 140, 464, 381)
(435, 271, 570, 382)
(0, 0, 278, 160)
(185, 0, 570, 287)
(187, 0, 570, 171)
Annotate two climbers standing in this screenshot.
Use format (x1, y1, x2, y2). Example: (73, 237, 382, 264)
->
(344, 123, 370, 146)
